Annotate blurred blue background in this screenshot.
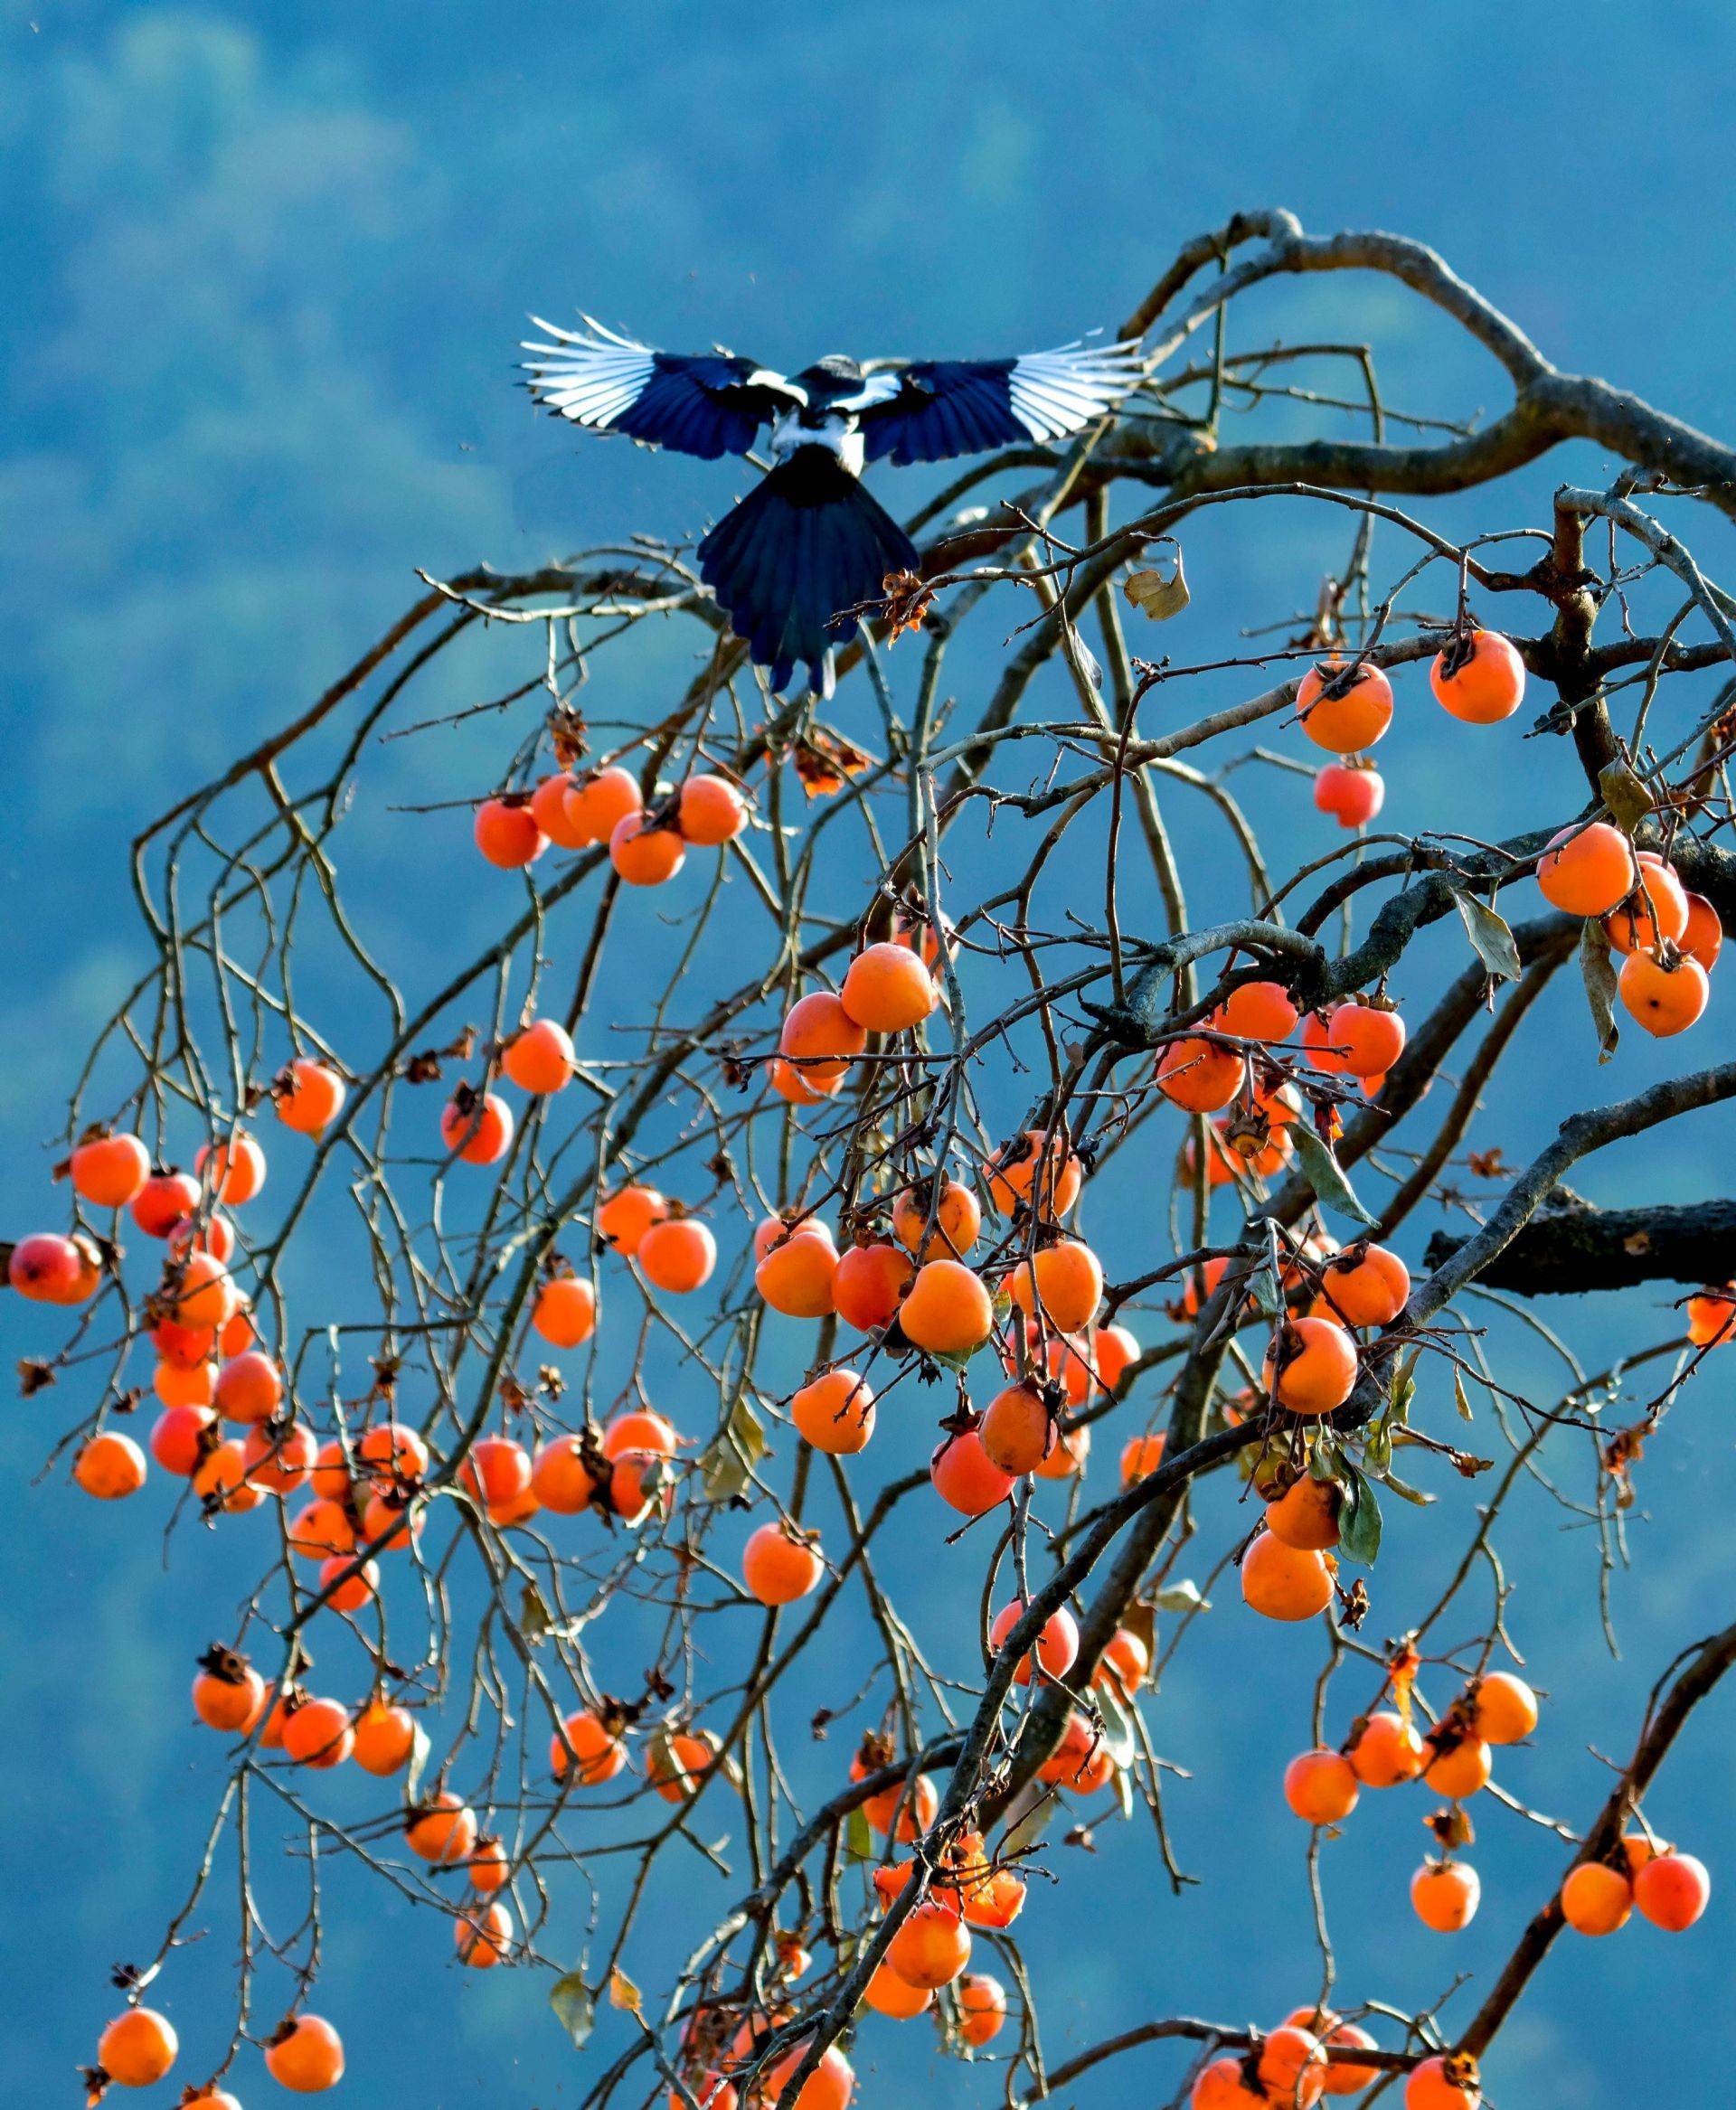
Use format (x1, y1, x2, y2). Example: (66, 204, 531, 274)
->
(5, 5, 1736, 2105)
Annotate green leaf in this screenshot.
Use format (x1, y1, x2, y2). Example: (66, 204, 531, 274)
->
(928, 1339, 986, 1373)
(1335, 1462, 1382, 1567)
(1309, 1436, 1344, 1482)
(1248, 1255, 1286, 1321)
(550, 1972, 596, 2048)
(1110, 1758, 1137, 1823)
(1364, 1349, 1417, 1477)
(1390, 1347, 1420, 1426)
(1452, 1371, 1474, 1423)
(1580, 922, 1621, 1062)
(1450, 888, 1522, 981)
(520, 1578, 555, 1641)
(1123, 551, 1190, 622)
(1001, 1785, 1054, 1859)
(843, 1807, 874, 1863)
(700, 1392, 768, 1502)
(1288, 1123, 1376, 1226)
(1093, 1673, 1139, 1772)
(1152, 1578, 1210, 1614)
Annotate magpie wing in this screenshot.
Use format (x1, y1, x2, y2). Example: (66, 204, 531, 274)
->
(522, 316, 797, 460)
(847, 339, 1146, 466)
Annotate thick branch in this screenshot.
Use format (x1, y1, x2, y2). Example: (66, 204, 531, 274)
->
(1416, 1061, 1736, 1317)
(1424, 1193, 1736, 1295)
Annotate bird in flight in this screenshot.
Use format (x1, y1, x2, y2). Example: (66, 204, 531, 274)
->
(522, 317, 1146, 696)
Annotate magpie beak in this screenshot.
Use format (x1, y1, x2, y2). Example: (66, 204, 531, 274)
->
(522, 319, 1146, 694)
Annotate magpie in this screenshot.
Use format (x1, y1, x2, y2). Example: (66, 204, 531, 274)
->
(522, 316, 1145, 696)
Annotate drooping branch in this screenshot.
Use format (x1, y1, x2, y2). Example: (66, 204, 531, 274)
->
(1460, 1616, 1736, 2057)
(1113, 213, 1736, 523)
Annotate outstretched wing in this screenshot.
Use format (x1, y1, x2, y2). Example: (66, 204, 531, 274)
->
(847, 338, 1146, 466)
(521, 316, 799, 460)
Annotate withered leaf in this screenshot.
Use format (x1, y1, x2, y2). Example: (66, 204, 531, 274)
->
(1598, 756, 1654, 831)
(1449, 888, 1522, 982)
(1123, 550, 1190, 622)
(1580, 923, 1620, 1062)
(791, 725, 876, 800)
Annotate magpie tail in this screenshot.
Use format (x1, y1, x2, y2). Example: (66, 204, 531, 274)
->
(698, 452, 920, 695)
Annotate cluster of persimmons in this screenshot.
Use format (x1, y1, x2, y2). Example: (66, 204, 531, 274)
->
(13, 620, 1723, 2110)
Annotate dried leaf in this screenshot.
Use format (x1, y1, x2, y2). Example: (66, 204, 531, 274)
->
(1389, 1642, 1421, 1727)
(791, 725, 875, 799)
(1379, 1469, 1435, 1508)
(1151, 1578, 1210, 1614)
(1122, 1595, 1157, 1663)
(550, 1972, 596, 2048)
(1598, 756, 1655, 831)
(1061, 621, 1103, 694)
(1580, 922, 1620, 1061)
(1288, 1123, 1376, 1227)
(549, 706, 589, 768)
(607, 1965, 642, 2015)
(1123, 551, 1189, 621)
(1449, 889, 1521, 982)
(881, 569, 934, 642)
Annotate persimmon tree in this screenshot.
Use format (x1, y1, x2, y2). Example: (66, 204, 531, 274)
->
(19, 209, 1736, 2110)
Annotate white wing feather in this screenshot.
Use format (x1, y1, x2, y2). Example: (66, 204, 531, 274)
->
(521, 316, 660, 430)
(1005, 339, 1146, 443)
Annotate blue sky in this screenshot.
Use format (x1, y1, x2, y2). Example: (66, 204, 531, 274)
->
(5, 6, 1736, 2105)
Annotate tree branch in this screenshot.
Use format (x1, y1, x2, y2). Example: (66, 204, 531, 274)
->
(1424, 1192, 1736, 1295)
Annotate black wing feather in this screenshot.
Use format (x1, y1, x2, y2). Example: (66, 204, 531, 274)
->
(522, 317, 794, 461)
(856, 341, 1145, 466)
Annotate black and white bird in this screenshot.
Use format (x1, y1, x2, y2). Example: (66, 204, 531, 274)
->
(522, 316, 1146, 695)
